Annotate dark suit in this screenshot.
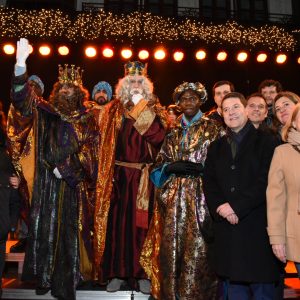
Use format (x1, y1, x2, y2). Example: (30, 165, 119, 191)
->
(203, 125, 280, 298)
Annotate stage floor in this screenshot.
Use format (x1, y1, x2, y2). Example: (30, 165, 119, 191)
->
(2, 241, 300, 299)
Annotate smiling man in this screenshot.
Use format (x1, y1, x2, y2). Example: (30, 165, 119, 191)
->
(246, 93, 268, 129)
(203, 92, 280, 300)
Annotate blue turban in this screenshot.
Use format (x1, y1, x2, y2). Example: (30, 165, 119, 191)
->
(92, 81, 113, 101)
(28, 75, 44, 95)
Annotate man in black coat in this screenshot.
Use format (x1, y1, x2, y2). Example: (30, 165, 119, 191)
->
(0, 125, 20, 298)
(203, 92, 280, 300)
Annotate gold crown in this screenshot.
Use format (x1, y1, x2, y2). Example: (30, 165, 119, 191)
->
(124, 61, 147, 76)
(58, 64, 83, 86)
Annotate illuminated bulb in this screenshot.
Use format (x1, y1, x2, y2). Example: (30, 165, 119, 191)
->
(237, 51, 248, 62)
(39, 45, 51, 56)
(58, 46, 69, 56)
(103, 48, 114, 58)
(297, 57, 300, 64)
(3, 44, 15, 55)
(121, 48, 133, 59)
(257, 53, 267, 62)
(217, 51, 227, 61)
(85, 47, 97, 57)
(276, 54, 287, 64)
(196, 50, 206, 60)
(154, 49, 166, 60)
(173, 51, 184, 62)
(138, 50, 149, 60)
(29, 44, 33, 54)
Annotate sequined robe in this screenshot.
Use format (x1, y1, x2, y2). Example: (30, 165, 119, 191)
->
(8, 73, 98, 300)
(140, 114, 223, 300)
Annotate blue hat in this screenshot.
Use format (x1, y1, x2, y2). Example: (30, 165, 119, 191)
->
(28, 75, 44, 95)
(92, 81, 113, 101)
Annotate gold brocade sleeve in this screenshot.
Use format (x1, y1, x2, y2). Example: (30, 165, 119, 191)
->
(93, 99, 123, 280)
(133, 106, 156, 136)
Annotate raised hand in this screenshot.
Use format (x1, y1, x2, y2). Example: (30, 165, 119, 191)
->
(16, 38, 31, 67)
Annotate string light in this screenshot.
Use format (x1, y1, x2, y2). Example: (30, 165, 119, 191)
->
(103, 47, 114, 58)
(154, 49, 166, 60)
(257, 53, 267, 62)
(173, 51, 184, 62)
(217, 51, 227, 61)
(195, 50, 206, 60)
(297, 57, 300, 64)
(138, 50, 149, 60)
(3, 44, 15, 54)
(85, 46, 97, 57)
(121, 48, 133, 59)
(39, 45, 51, 56)
(58, 46, 69, 55)
(0, 7, 296, 52)
(237, 51, 248, 62)
(276, 53, 287, 64)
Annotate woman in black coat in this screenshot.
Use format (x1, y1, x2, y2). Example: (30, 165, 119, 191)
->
(0, 114, 20, 298)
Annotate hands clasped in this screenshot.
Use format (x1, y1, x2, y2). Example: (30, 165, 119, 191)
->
(216, 202, 239, 225)
(165, 161, 204, 177)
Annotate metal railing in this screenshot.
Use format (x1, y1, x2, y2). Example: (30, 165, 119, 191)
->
(82, 2, 297, 26)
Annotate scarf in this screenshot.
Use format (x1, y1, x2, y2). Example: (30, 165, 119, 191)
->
(287, 127, 300, 152)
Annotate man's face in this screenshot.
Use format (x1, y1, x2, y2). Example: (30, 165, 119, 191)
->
(214, 84, 231, 108)
(246, 96, 267, 125)
(59, 84, 75, 99)
(261, 86, 277, 105)
(129, 75, 144, 95)
(29, 80, 42, 97)
(222, 97, 248, 132)
(178, 90, 201, 121)
(94, 89, 108, 105)
(275, 96, 296, 125)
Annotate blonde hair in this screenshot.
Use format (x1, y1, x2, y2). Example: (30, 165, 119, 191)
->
(282, 103, 300, 142)
(115, 75, 154, 103)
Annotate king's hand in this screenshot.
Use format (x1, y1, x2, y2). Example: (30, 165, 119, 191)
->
(16, 38, 30, 67)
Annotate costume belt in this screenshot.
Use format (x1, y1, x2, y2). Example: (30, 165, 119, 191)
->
(115, 160, 152, 229)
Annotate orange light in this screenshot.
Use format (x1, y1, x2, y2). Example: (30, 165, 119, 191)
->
(103, 47, 114, 58)
(195, 50, 206, 60)
(138, 50, 149, 60)
(29, 44, 34, 54)
(85, 46, 97, 58)
(257, 53, 267, 62)
(154, 49, 166, 60)
(237, 51, 248, 62)
(217, 51, 227, 61)
(3, 44, 15, 55)
(121, 48, 133, 59)
(173, 51, 184, 62)
(276, 54, 287, 64)
(39, 45, 51, 56)
(58, 46, 69, 56)
(297, 57, 300, 64)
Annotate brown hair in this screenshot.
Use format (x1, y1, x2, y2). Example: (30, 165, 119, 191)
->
(221, 92, 247, 109)
(273, 91, 300, 116)
(282, 103, 300, 142)
(212, 80, 235, 97)
(258, 79, 282, 93)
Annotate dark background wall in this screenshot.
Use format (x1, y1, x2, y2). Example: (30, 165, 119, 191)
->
(1, 42, 300, 114)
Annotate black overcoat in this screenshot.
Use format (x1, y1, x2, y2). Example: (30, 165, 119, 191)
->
(203, 125, 280, 283)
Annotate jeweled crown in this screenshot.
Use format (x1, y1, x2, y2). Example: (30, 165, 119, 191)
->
(58, 64, 83, 86)
(124, 61, 147, 76)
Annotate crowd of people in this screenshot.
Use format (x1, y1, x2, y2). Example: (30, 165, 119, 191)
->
(0, 37, 300, 300)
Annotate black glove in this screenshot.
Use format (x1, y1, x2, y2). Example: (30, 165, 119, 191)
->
(165, 161, 204, 177)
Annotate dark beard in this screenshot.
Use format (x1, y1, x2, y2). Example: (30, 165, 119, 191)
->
(53, 94, 79, 115)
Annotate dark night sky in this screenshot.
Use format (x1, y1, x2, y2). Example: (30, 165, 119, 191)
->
(1, 41, 300, 114)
